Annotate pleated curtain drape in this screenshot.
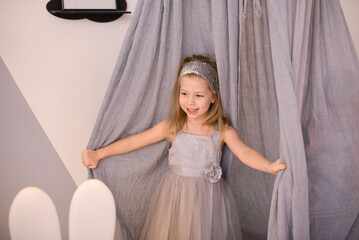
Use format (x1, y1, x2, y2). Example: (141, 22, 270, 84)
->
(267, 1, 359, 239)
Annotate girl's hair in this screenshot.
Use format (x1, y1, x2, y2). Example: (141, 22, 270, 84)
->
(166, 55, 229, 137)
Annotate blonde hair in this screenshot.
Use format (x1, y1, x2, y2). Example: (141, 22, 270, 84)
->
(166, 55, 229, 137)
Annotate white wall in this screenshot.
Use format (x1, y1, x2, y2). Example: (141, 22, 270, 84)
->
(340, 0, 359, 53)
(0, 0, 138, 186)
(0, 0, 357, 187)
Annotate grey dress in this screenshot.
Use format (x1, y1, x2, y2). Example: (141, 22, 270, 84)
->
(140, 130, 242, 240)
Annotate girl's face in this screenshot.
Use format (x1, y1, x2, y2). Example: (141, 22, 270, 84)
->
(179, 75, 216, 122)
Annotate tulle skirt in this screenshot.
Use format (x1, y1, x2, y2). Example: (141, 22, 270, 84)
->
(140, 172, 242, 240)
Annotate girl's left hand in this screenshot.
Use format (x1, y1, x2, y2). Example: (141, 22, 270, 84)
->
(268, 159, 287, 175)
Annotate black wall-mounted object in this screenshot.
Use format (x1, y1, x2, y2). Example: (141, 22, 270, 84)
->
(46, 0, 131, 23)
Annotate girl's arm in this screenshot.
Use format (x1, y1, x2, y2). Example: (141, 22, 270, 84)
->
(82, 120, 168, 169)
(223, 126, 286, 175)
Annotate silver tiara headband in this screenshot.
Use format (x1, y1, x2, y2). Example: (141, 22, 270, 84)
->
(179, 61, 218, 94)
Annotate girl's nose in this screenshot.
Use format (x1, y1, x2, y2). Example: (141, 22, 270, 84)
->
(187, 96, 195, 105)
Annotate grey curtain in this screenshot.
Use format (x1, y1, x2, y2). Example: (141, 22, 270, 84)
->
(87, 0, 359, 239)
(267, 0, 359, 239)
(228, 1, 279, 239)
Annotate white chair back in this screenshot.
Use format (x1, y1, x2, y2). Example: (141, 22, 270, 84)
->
(9, 186, 61, 240)
(69, 179, 116, 240)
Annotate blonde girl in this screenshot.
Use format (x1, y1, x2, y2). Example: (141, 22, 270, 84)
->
(82, 55, 286, 239)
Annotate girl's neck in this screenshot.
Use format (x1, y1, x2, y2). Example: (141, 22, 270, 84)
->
(183, 119, 214, 136)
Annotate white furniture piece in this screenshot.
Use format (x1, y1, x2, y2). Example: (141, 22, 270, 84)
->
(69, 179, 116, 240)
(8, 186, 61, 240)
(63, 0, 117, 9)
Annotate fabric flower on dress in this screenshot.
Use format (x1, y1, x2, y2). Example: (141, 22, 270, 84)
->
(203, 162, 222, 183)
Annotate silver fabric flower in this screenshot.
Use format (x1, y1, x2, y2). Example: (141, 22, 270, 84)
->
(203, 162, 222, 183)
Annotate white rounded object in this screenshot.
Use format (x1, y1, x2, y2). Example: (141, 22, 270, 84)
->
(9, 186, 61, 240)
(69, 179, 116, 240)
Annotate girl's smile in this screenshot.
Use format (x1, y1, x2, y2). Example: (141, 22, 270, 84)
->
(186, 108, 199, 114)
(179, 75, 216, 121)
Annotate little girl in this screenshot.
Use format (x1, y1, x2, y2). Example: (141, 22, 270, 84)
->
(82, 55, 287, 240)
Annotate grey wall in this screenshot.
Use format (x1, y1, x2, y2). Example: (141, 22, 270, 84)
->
(0, 56, 77, 240)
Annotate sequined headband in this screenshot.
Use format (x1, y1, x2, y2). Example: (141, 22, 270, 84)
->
(179, 61, 218, 94)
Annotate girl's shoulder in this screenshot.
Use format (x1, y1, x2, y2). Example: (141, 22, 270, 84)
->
(220, 124, 236, 134)
(152, 119, 169, 131)
(220, 124, 238, 142)
(157, 119, 176, 143)
(149, 119, 171, 139)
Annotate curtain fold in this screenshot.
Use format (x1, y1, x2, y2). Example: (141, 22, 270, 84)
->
(267, 0, 359, 239)
(231, 1, 280, 238)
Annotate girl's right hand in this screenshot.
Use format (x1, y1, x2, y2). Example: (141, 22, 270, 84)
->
(81, 149, 100, 169)
(268, 159, 287, 175)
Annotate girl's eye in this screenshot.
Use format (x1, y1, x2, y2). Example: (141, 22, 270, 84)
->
(181, 92, 187, 96)
(196, 95, 203, 97)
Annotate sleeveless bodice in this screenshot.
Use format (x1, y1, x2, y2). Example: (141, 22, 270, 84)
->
(168, 130, 222, 180)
